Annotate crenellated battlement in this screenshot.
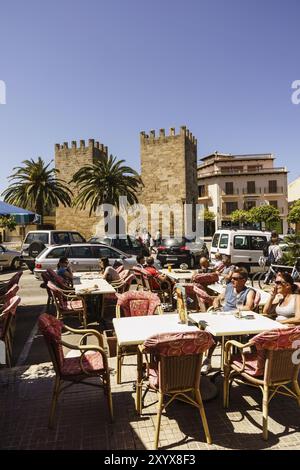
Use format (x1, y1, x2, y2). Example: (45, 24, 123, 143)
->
(140, 126, 197, 146)
(55, 139, 108, 155)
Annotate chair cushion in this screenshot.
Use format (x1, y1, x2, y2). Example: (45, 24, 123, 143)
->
(193, 284, 213, 306)
(116, 291, 160, 317)
(129, 299, 150, 317)
(143, 331, 215, 356)
(231, 351, 266, 377)
(148, 366, 159, 388)
(38, 314, 65, 366)
(61, 352, 104, 376)
(250, 326, 300, 350)
(66, 300, 84, 310)
(191, 272, 219, 286)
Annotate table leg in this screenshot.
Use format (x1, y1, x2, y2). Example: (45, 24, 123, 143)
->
(136, 348, 143, 414)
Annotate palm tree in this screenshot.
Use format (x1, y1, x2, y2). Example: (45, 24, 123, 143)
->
(2, 157, 73, 225)
(71, 154, 142, 217)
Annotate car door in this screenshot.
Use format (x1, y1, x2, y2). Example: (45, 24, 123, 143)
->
(250, 235, 267, 270)
(92, 245, 122, 268)
(232, 234, 250, 265)
(91, 245, 111, 270)
(0, 245, 9, 267)
(68, 245, 94, 272)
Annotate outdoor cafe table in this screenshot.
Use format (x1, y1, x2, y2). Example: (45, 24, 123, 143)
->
(189, 311, 287, 367)
(73, 272, 116, 320)
(161, 268, 196, 282)
(113, 313, 218, 412)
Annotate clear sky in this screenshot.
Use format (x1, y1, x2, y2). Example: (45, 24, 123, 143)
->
(1, 0, 300, 194)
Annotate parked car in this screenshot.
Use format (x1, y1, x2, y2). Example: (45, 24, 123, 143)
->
(33, 243, 138, 279)
(88, 234, 150, 257)
(0, 245, 22, 270)
(156, 237, 208, 268)
(21, 230, 86, 271)
(210, 229, 272, 273)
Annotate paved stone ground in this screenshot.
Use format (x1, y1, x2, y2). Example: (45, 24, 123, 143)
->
(1, 353, 300, 450)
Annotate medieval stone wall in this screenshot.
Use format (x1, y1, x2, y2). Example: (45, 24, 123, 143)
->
(139, 126, 198, 235)
(55, 139, 107, 239)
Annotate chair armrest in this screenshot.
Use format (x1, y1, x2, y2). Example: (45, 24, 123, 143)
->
(224, 339, 252, 370)
(63, 324, 103, 346)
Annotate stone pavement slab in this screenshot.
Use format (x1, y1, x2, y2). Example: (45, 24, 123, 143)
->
(1, 356, 300, 450)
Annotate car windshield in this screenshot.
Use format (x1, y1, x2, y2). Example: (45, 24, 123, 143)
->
(161, 238, 185, 246)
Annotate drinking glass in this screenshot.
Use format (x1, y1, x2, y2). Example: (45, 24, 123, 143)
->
(236, 299, 244, 318)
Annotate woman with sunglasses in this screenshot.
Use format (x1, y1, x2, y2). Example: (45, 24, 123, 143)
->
(263, 271, 300, 324)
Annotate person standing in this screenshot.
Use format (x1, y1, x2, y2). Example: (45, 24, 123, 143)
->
(264, 231, 283, 265)
(155, 229, 162, 247)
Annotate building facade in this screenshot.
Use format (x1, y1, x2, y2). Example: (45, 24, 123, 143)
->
(197, 152, 289, 233)
(139, 126, 198, 236)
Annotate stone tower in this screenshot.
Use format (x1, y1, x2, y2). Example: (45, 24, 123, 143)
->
(55, 139, 108, 239)
(140, 126, 198, 236)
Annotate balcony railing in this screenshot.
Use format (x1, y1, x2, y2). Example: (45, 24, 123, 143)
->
(242, 187, 262, 194)
(222, 188, 239, 196)
(198, 167, 287, 178)
(264, 186, 284, 194)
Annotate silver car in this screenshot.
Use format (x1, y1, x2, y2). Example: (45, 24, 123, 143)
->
(33, 243, 138, 279)
(0, 245, 22, 270)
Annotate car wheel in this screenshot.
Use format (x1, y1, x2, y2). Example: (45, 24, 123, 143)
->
(11, 257, 21, 270)
(28, 241, 46, 259)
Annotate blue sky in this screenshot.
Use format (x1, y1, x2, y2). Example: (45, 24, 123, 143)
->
(1, 0, 300, 194)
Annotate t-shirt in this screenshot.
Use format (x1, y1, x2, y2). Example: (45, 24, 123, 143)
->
(268, 245, 283, 264)
(57, 267, 68, 278)
(144, 266, 161, 290)
(223, 283, 254, 311)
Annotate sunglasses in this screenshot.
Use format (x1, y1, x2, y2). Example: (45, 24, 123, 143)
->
(274, 280, 288, 286)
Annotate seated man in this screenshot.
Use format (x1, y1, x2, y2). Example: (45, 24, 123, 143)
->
(198, 257, 212, 273)
(144, 256, 173, 290)
(202, 267, 255, 374)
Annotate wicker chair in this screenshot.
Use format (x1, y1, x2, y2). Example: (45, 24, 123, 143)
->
(138, 330, 215, 449)
(0, 271, 23, 296)
(0, 295, 21, 367)
(46, 268, 74, 291)
(223, 326, 300, 440)
(0, 284, 19, 306)
(115, 290, 162, 384)
(141, 269, 173, 305)
(38, 314, 113, 427)
(47, 281, 87, 328)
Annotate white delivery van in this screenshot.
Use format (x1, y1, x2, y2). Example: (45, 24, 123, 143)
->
(210, 229, 272, 273)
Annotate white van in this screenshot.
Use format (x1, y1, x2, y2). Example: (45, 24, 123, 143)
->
(210, 229, 271, 273)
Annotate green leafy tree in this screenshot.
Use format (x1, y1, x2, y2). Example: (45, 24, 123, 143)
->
(0, 216, 17, 231)
(1, 157, 73, 225)
(248, 205, 280, 227)
(203, 209, 215, 221)
(287, 200, 300, 225)
(71, 154, 142, 217)
(230, 209, 251, 224)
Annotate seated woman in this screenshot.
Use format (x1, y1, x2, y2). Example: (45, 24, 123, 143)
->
(263, 271, 300, 324)
(56, 257, 73, 286)
(99, 257, 121, 283)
